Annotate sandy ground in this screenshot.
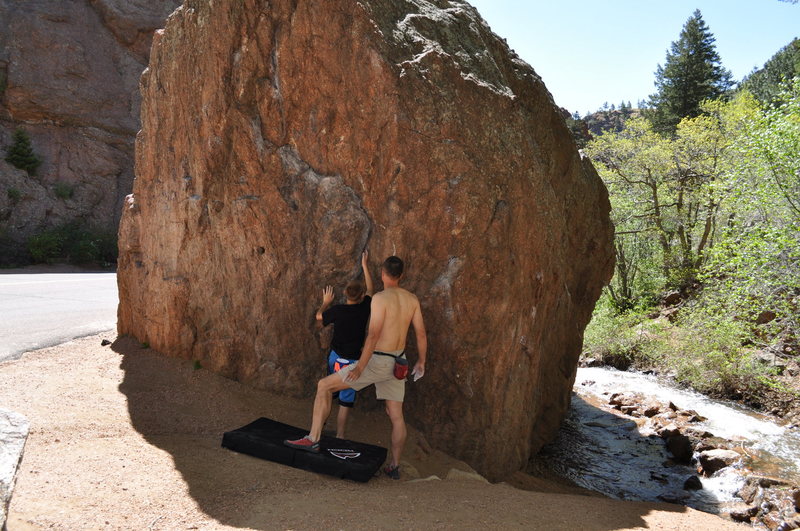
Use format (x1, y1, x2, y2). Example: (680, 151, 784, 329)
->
(0, 332, 746, 530)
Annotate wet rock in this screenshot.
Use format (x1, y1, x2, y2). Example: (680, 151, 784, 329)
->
(666, 434, 693, 464)
(751, 475, 795, 488)
(657, 424, 680, 440)
(643, 404, 661, 417)
(763, 512, 785, 530)
(776, 518, 800, 531)
(683, 475, 703, 490)
(698, 449, 741, 475)
(116, 0, 615, 481)
(101, 339, 112, 346)
(657, 492, 689, 504)
(738, 478, 764, 504)
(684, 427, 714, 439)
(728, 505, 759, 523)
(793, 489, 800, 511)
(668, 401, 679, 411)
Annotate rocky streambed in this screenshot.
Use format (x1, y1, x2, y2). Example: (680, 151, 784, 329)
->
(538, 367, 800, 529)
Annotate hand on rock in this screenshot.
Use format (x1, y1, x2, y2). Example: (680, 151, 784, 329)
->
(322, 285, 334, 305)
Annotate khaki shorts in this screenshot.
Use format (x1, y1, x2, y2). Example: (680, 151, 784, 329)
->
(337, 353, 405, 402)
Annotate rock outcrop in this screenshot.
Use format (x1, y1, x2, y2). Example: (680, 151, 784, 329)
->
(0, 0, 179, 245)
(117, 0, 614, 479)
(0, 408, 29, 529)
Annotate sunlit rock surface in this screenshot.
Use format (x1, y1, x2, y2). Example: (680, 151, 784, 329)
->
(117, 0, 614, 480)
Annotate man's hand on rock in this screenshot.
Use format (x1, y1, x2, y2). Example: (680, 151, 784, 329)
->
(322, 285, 334, 305)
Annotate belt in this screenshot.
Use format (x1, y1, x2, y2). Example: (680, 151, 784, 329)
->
(374, 350, 405, 359)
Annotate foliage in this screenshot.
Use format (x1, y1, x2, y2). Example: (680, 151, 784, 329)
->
(665, 307, 778, 399)
(583, 294, 666, 369)
(7, 187, 21, 202)
(583, 77, 800, 409)
(54, 182, 74, 200)
(585, 97, 752, 306)
(27, 222, 118, 265)
(646, 10, 733, 136)
(739, 39, 800, 105)
(4, 129, 42, 175)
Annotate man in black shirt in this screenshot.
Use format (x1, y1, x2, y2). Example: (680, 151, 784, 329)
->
(316, 251, 374, 438)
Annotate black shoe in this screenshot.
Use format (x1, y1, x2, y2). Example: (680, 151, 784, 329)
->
(384, 464, 400, 480)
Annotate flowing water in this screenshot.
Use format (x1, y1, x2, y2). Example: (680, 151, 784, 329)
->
(539, 367, 800, 513)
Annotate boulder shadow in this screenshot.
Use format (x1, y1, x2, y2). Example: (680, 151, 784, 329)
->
(114, 336, 731, 530)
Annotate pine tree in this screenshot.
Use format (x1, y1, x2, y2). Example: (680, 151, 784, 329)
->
(739, 38, 800, 104)
(5, 129, 42, 175)
(647, 10, 733, 135)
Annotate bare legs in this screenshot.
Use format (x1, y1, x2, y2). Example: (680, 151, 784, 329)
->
(385, 400, 406, 468)
(336, 406, 350, 439)
(309, 372, 351, 442)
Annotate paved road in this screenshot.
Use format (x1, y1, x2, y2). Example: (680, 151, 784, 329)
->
(0, 272, 118, 363)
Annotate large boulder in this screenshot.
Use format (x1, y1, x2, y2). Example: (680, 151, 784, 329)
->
(117, 0, 614, 479)
(0, 0, 179, 244)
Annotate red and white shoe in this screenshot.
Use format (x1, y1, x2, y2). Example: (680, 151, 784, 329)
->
(283, 435, 320, 453)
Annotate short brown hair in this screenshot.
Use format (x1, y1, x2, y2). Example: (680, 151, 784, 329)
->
(345, 280, 365, 301)
(382, 256, 404, 279)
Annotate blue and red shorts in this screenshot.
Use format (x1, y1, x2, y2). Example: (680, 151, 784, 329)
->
(328, 350, 357, 407)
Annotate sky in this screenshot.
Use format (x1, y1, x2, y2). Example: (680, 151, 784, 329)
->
(467, 0, 800, 116)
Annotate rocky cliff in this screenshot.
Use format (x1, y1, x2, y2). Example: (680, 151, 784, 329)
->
(117, 0, 615, 480)
(0, 0, 179, 246)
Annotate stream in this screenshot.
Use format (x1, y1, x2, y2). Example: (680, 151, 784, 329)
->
(540, 367, 800, 515)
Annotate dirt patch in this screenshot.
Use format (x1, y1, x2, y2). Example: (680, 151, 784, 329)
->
(0, 334, 744, 530)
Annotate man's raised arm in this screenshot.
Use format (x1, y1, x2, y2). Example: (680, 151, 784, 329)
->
(362, 251, 374, 297)
(411, 299, 427, 378)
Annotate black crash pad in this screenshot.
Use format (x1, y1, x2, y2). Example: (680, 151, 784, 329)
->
(221, 417, 387, 482)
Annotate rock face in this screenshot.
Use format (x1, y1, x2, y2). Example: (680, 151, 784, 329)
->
(0, 0, 179, 246)
(117, 0, 614, 479)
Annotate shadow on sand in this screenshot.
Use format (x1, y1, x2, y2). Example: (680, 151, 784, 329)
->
(114, 336, 721, 530)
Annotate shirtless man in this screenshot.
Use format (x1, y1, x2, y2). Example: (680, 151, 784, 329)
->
(285, 256, 427, 480)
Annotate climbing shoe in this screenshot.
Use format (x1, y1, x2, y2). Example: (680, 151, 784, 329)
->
(283, 435, 320, 453)
(384, 464, 400, 480)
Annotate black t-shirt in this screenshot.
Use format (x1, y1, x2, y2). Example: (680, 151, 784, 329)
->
(322, 295, 371, 359)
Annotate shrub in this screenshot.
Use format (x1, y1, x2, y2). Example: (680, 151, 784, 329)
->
(7, 187, 21, 202)
(582, 294, 665, 369)
(53, 182, 74, 200)
(26, 223, 118, 265)
(4, 129, 42, 175)
(662, 307, 778, 398)
(28, 230, 63, 264)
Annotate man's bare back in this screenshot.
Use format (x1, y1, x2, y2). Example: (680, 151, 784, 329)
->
(372, 287, 421, 353)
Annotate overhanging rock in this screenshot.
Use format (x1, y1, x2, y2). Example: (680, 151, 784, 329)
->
(117, 0, 614, 480)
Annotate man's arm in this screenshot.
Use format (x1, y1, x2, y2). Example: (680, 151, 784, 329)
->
(315, 285, 335, 322)
(362, 251, 374, 297)
(411, 299, 427, 377)
(346, 294, 385, 382)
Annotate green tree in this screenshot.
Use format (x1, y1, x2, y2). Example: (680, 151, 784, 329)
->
(647, 10, 733, 135)
(739, 39, 800, 105)
(5, 129, 42, 175)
